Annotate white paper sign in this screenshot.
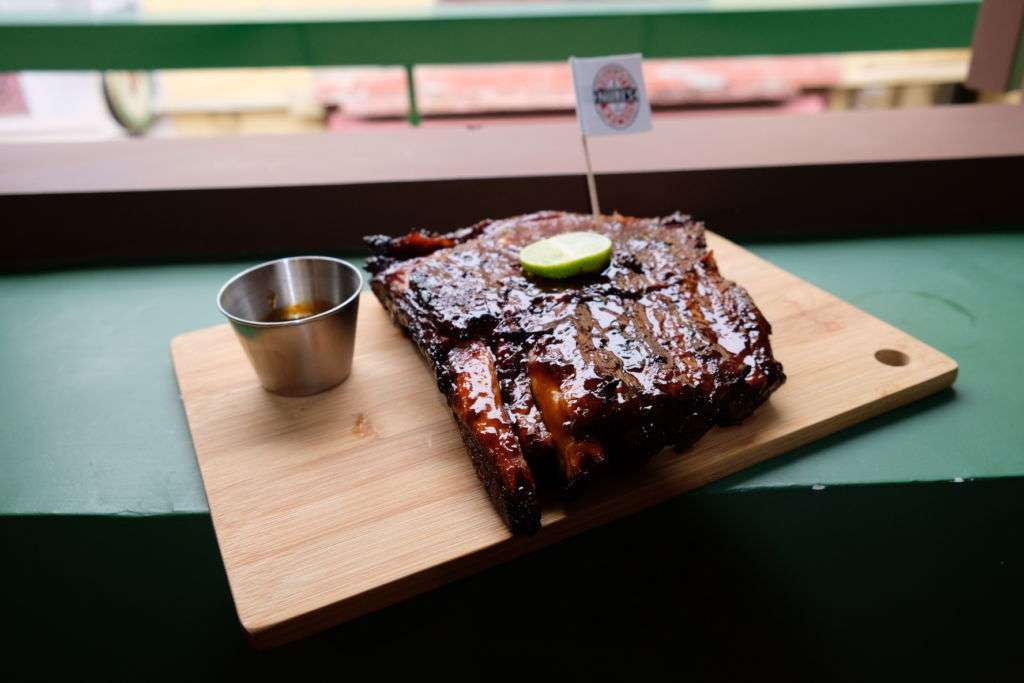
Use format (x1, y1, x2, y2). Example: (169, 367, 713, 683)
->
(570, 54, 652, 136)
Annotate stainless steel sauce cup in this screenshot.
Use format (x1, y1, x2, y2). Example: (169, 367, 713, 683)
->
(217, 256, 363, 396)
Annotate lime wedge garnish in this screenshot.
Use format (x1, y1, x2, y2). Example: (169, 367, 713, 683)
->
(519, 231, 613, 279)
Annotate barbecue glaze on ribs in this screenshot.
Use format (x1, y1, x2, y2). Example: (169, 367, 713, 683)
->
(365, 212, 785, 533)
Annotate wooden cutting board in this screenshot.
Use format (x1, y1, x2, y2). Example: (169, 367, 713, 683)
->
(171, 233, 957, 648)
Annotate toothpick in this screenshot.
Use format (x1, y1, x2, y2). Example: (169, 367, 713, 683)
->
(580, 133, 600, 218)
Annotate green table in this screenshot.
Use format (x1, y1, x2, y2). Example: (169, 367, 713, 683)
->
(2, 230, 1022, 680)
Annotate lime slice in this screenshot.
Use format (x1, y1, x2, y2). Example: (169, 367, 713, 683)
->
(519, 231, 613, 279)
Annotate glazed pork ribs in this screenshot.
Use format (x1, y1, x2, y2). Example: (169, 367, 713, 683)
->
(365, 211, 785, 534)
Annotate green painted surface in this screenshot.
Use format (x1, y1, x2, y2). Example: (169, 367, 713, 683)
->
(710, 230, 1024, 492)
(0, 0, 979, 70)
(1, 230, 1022, 517)
(0, 262, 249, 515)
(405, 64, 421, 126)
(1011, 24, 1024, 90)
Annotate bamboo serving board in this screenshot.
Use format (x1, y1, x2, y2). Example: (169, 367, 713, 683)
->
(171, 233, 957, 647)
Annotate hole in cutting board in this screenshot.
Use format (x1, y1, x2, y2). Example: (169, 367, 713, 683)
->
(875, 349, 910, 367)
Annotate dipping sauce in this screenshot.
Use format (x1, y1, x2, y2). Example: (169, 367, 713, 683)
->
(265, 300, 336, 322)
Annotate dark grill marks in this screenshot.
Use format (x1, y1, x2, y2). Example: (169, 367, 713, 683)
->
(366, 211, 785, 533)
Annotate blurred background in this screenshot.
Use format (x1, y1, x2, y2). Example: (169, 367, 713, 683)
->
(1, 0, 1019, 143)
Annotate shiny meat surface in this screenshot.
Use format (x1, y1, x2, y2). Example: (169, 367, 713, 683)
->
(446, 341, 538, 531)
(366, 211, 785, 533)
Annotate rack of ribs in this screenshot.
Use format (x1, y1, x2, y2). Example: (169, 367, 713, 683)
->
(365, 211, 785, 534)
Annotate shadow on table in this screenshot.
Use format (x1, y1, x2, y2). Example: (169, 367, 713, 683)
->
(2, 387, 1020, 682)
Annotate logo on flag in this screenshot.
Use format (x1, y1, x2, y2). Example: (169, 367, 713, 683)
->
(592, 63, 640, 129)
(570, 54, 652, 136)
